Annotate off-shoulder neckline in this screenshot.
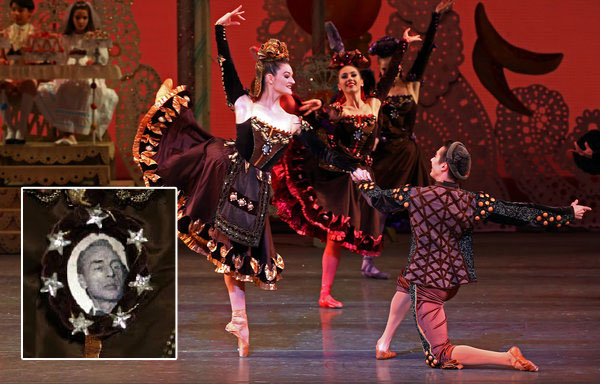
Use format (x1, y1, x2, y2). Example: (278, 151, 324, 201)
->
(239, 116, 297, 135)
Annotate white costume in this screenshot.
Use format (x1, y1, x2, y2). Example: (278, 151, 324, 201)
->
(35, 33, 119, 138)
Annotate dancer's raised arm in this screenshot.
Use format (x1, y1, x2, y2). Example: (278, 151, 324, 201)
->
(215, 6, 249, 108)
(375, 29, 421, 99)
(405, 0, 453, 82)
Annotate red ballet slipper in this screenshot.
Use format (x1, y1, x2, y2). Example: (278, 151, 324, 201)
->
(508, 346, 539, 372)
(376, 345, 397, 360)
(318, 293, 343, 309)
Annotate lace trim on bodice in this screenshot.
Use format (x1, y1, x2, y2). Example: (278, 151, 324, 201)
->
(248, 117, 293, 169)
(383, 94, 414, 106)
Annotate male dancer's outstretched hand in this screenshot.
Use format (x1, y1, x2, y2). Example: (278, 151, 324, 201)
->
(351, 168, 372, 182)
(571, 200, 592, 220)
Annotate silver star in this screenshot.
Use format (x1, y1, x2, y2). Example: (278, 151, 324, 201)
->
(47, 231, 71, 255)
(128, 274, 153, 295)
(110, 306, 132, 329)
(86, 205, 109, 228)
(69, 312, 94, 336)
(40, 272, 64, 297)
(126, 229, 148, 253)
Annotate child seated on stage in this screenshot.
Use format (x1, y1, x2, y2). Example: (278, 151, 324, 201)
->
(352, 140, 591, 371)
(35, 1, 118, 145)
(0, 0, 36, 144)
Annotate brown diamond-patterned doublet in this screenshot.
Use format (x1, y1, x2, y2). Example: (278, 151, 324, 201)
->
(133, 87, 288, 290)
(359, 180, 576, 289)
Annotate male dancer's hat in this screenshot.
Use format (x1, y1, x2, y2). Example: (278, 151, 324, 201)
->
(446, 141, 471, 180)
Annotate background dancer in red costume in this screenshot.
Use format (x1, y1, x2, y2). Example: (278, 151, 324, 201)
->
(272, 24, 421, 307)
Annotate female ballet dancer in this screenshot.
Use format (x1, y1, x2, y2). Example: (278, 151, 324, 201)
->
(133, 5, 367, 356)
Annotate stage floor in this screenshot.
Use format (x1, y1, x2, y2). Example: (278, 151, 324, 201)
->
(3, 232, 600, 383)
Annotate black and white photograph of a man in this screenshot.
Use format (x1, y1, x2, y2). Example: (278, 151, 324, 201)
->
(21, 187, 177, 359)
(68, 234, 128, 315)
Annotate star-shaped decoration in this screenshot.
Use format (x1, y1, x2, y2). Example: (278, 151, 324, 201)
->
(86, 205, 109, 228)
(126, 228, 148, 253)
(128, 274, 153, 295)
(109, 306, 132, 329)
(47, 230, 71, 255)
(40, 272, 64, 297)
(69, 312, 94, 336)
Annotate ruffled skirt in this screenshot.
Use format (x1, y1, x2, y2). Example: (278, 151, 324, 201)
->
(272, 139, 384, 257)
(134, 92, 283, 289)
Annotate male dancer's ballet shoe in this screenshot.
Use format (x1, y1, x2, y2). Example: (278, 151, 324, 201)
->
(375, 345, 397, 360)
(318, 293, 343, 309)
(361, 257, 389, 279)
(508, 346, 539, 372)
(225, 309, 249, 357)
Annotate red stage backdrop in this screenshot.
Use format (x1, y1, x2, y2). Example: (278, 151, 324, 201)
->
(92, 0, 600, 228)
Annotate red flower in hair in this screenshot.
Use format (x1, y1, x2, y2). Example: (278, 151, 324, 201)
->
(328, 49, 369, 69)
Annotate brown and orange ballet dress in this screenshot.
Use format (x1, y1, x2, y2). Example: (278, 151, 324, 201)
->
(271, 43, 407, 257)
(133, 25, 357, 290)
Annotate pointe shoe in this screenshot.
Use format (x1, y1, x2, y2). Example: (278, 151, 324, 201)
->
(319, 293, 343, 309)
(361, 257, 389, 280)
(375, 344, 397, 360)
(508, 346, 539, 372)
(225, 309, 249, 357)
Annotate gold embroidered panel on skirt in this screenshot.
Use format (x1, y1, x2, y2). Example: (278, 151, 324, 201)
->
(214, 151, 271, 248)
(249, 117, 293, 170)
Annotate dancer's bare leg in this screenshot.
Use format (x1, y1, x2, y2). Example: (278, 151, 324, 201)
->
(224, 274, 249, 356)
(376, 291, 411, 351)
(319, 240, 343, 308)
(451, 345, 538, 371)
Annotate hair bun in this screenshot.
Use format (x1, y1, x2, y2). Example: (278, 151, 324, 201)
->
(329, 49, 370, 69)
(369, 36, 401, 58)
(257, 39, 289, 62)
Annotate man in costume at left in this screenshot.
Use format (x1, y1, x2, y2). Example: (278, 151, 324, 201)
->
(353, 140, 591, 370)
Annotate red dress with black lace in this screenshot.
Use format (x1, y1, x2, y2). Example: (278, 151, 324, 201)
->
(272, 103, 385, 256)
(272, 42, 409, 256)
